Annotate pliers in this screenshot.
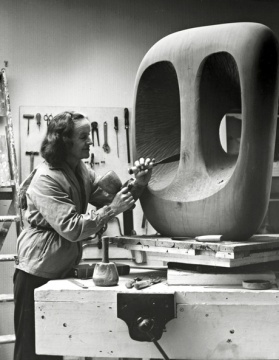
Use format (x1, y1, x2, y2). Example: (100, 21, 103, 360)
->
(91, 121, 100, 146)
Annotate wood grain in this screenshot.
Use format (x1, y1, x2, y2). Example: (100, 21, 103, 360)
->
(132, 23, 279, 240)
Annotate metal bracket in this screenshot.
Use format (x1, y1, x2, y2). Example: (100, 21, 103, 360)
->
(117, 293, 175, 342)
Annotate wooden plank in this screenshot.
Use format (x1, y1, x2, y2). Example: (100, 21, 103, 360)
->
(0, 334, 15, 345)
(167, 268, 276, 286)
(0, 215, 19, 222)
(0, 134, 11, 186)
(0, 254, 16, 262)
(0, 199, 17, 251)
(113, 235, 279, 267)
(112, 235, 279, 254)
(145, 249, 279, 267)
(0, 294, 14, 302)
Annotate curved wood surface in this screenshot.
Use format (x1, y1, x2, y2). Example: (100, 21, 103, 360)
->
(132, 23, 279, 240)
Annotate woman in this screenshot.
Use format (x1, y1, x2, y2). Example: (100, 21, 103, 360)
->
(14, 111, 153, 360)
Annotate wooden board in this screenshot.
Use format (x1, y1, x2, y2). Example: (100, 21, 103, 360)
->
(110, 234, 279, 267)
(35, 270, 279, 359)
(0, 135, 11, 186)
(167, 268, 276, 286)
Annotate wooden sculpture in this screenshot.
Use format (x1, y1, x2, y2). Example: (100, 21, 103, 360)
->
(132, 23, 279, 240)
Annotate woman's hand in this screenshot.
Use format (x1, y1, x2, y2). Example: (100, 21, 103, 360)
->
(133, 157, 154, 186)
(109, 186, 135, 215)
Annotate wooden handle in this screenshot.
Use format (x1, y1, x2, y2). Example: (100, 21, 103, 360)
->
(102, 237, 109, 263)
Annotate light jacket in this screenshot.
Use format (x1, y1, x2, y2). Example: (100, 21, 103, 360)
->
(16, 161, 123, 279)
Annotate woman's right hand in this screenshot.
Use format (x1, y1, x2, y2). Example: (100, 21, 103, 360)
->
(109, 186, 135, 216)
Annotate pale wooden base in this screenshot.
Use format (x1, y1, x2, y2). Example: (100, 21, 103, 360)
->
(112, 234, 279, 267)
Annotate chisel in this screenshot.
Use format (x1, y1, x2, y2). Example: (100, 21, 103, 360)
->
(114, 116, 119, 157)
(128, 153, 180, 175)
(124, 108, 131, 163)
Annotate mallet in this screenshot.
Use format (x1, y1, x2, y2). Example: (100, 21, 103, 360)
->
(92, 237, 119, 286)
(23, 114, 34, 135)
(25, 151, 39, 173)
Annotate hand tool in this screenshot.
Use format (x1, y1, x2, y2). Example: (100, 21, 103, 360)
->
(123, 208, 135, 236)
(36, 113, 41, 130)
(25, 151, 39, 173)
(91, 121, 100, 146)
(114, 116, 119, 157)
(68, 278, 88, 289)
(102, 121, 110, 153)
(23, 114, 34, 135)
(134, 278, 161, 290)
(195, 235, 223, 242)
(90, 153, 94, 168)
(124, 108, 131, 163)
(125, 277, 143, 289)
(93, 237, 119, 286)
(44, 114, 53, 127)
(128, 153, 180, 174)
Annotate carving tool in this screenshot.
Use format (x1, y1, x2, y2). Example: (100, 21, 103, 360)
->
(90, 153, 94, 168)
(128, 153, 180, 175)
(125, 277, 143, 289)
(114, 116, 119, 157)
(36, 113, 41, 130)
(23, 114, 34, 135)
(68, 278, 88, 289)
(25, 151, 39, 173)
(134, 278, 161, 290)
(195, 235, 223, 242)
(124, 108, 131, 163)
(102, 121, 110, 153)
(91, 122, 100, 146)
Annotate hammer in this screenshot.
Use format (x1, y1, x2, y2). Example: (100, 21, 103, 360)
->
(25, 151, 39, 173)
(23, 114, 34, 135)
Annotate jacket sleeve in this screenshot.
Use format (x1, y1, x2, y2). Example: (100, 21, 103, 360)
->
(88, 169, 147, 208)
(27, 174, 115, 242)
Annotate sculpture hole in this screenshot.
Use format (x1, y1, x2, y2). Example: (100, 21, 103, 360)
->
(135, 61, 181, 191)
(199, 52, 241, 184)
(220, 113, 242, 155)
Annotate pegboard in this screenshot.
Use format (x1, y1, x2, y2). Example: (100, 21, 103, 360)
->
(19, 106, 154, 244)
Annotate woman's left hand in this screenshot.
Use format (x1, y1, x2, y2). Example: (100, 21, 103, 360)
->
(133, 157, 154, 186)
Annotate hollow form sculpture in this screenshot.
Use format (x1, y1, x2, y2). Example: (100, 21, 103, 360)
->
(133, 23, 279, 240)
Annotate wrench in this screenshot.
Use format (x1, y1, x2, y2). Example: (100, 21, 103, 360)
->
(102, 121, 110, 153)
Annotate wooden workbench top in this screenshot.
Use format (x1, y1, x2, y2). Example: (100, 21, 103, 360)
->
(35, 268, 279, 305)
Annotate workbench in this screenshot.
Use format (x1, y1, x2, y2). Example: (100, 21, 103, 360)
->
(35, 268, 279, 359)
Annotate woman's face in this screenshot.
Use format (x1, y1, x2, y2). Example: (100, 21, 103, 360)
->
(66, 118, 92, 162)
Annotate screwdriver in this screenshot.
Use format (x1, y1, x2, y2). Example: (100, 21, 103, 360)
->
(114, 116, 119, 157)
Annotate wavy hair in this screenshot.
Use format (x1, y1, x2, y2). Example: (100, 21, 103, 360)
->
(40, 111, 86, 165)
